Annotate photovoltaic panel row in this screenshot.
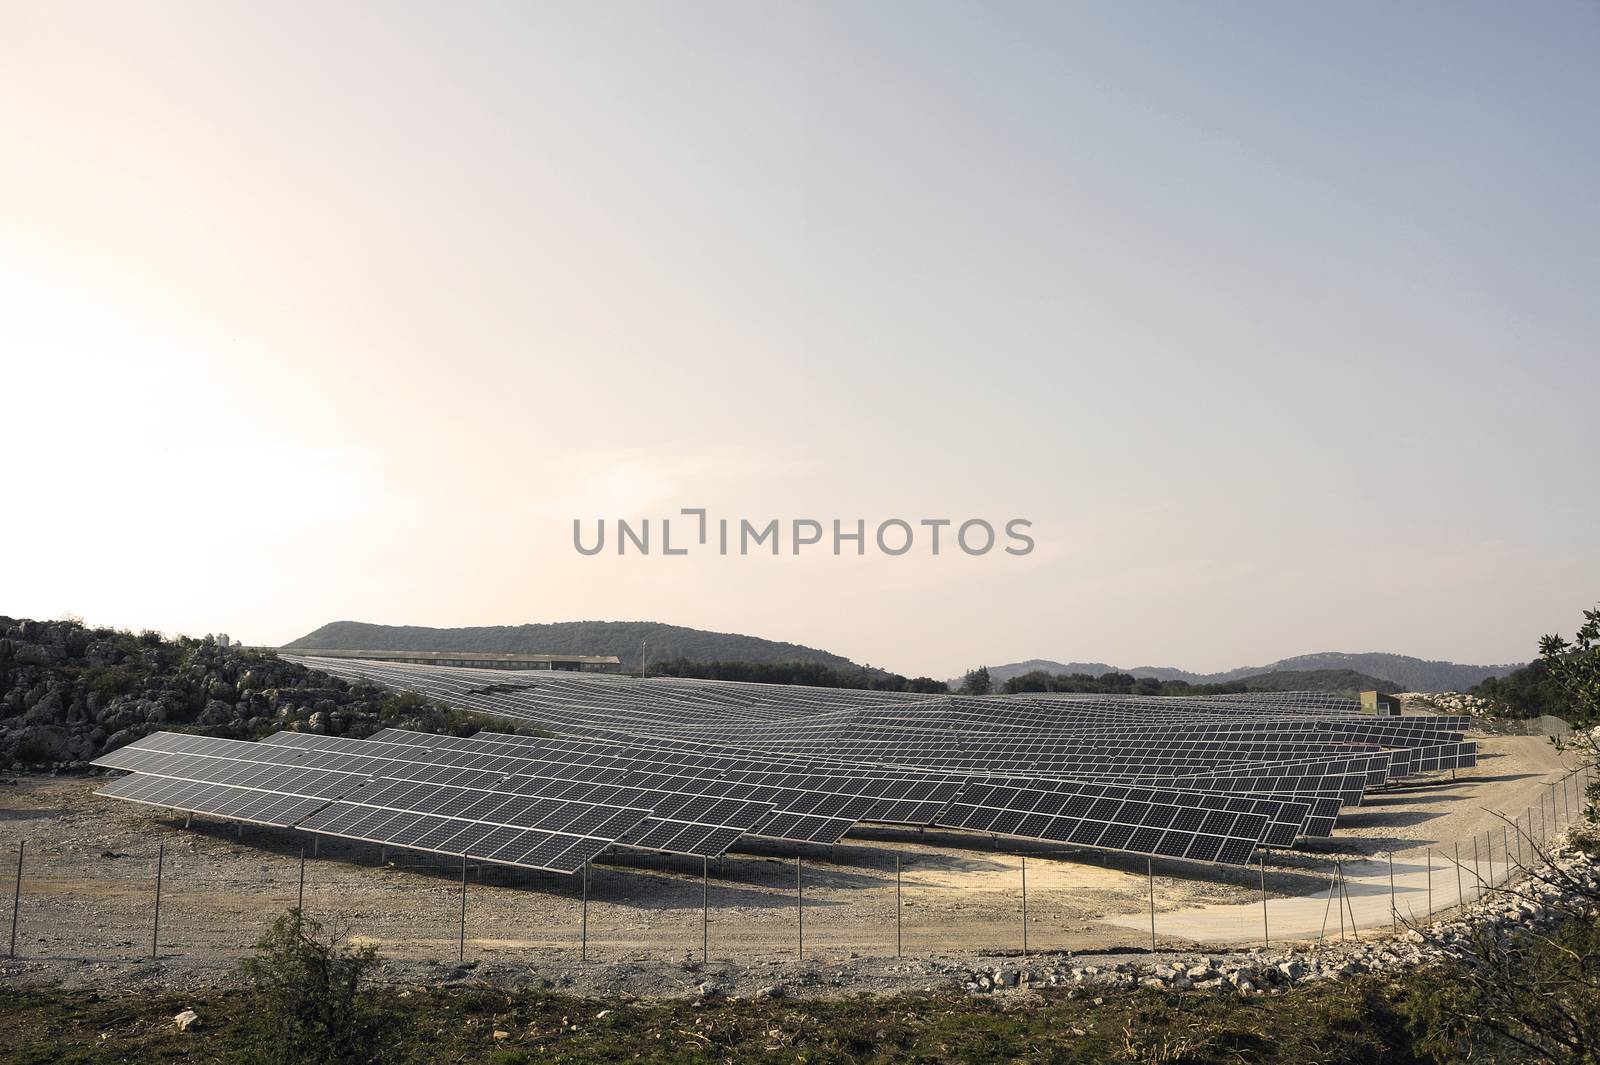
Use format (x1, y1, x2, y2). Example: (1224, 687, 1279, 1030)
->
(296, 802, 616, 874)
(263, 733, 778, 856)
(936, 783, 1265, 866)
(366, 728, 960, 833)
(94, 733, 656, 872)
(990, 777, 1316, 846)
(96, 773, 333, 828)
(95, 742, 369, 799)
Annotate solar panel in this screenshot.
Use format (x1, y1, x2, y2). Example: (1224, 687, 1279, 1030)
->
(89, 659, 1479, 871)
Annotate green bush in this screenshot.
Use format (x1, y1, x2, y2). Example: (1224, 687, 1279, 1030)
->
(233, 910, 395, 1065)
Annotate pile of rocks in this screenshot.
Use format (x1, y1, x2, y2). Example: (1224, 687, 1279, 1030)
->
(956, 951, 1345, 997)
(1402, 691, 1497, 717)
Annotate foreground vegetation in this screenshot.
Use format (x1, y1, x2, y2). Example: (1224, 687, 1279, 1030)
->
(3, 968, 1430, 1065)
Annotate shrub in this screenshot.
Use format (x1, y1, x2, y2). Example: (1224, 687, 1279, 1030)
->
(234, 910, 395, 1065)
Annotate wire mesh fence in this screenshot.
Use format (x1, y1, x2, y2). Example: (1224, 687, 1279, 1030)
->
(6, 765, 1591, 967)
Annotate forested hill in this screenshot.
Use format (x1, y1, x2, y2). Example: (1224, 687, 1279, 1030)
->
(998, 667, 1398, 697)
(285, 620, 860, 671)
(984, 652, 1521, 692)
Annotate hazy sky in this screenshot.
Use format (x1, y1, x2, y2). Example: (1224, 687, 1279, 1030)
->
(3, 2, 1596, 677)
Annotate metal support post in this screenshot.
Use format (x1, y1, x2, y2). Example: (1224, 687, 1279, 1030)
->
(458, 854, 467, 964)
(796, 857, 804, 961)
(151, 841, 164, 960)
(1388, 851, 1396, 928)
(1147, 858, 1156, 951)
(8, 841, 22, 960)
(1020, 855, 1028, 959)
(1259, 857, 1269, 948)
(895, 854, 903, 958)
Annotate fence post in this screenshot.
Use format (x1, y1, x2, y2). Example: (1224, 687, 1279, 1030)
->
(297, 847, 306, 923)
(456, 856, 467, 964)
(1020, 855, 1028, 959)
(1454, 842, 1463, 908)
(8, 841, 20, 960)
(1388, 851, 1396, 928)
(580, 859, 589, 964)
(1502, 824, 1510, 884)
(1259, 857, 1269, 949)
(1147, 858, 1156, 951)
(1341, 863, 1358, 940)
(701, 856, 709, 963)
(1472, 837, 1481, 901)
(796, 858, 803, 961)
(895, 855, 902, 958)
(152, 841, 164, 960)
(1337, 861, 1346, 941)
(1427, 849, 1434, 916)
(1320, 868, 1338, 939)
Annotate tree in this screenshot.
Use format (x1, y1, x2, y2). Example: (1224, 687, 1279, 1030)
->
(1542, 606, 1600, 726)
(962, 666, 992, 696)
(1401, 602, 1600, 1063)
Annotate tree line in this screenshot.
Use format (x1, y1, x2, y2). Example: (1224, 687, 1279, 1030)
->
(645, 657, 948, 693)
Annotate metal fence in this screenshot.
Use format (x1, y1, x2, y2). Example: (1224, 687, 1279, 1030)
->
(7, 765, 1591, 967)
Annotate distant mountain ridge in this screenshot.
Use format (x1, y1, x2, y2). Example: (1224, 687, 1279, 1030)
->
(982, 652, 1523, 693)
(284, 620, 858, 671)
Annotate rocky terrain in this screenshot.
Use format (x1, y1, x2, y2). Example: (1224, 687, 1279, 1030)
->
(0, 616, 514, 772)
(956, 836, 1594, 992)
(1403, 691, 1498, 717)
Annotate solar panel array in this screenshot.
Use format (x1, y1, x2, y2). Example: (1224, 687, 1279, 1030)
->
(89, 656, 1478, 872)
